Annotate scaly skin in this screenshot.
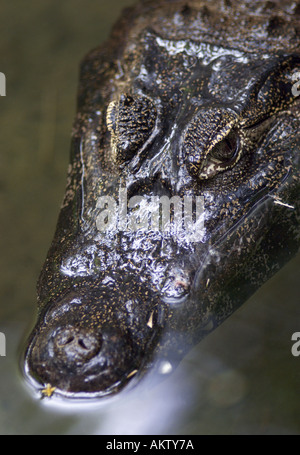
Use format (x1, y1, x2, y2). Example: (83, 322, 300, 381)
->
(23, 0, 300, 399)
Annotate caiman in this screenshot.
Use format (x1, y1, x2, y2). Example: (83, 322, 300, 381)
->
(23, 0, 300, 399)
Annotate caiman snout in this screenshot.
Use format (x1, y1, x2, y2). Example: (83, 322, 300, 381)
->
(52, 326, 102, 364)
(26, 321, 140, 397)
(24, 285, 164, 398)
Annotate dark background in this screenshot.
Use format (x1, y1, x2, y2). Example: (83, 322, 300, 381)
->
(0, 0, 299, 435)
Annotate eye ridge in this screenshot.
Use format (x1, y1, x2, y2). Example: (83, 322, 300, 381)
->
(106, 93, 157, 164)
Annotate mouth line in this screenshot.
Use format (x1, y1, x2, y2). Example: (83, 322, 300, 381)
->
(23, 369, 133, 402)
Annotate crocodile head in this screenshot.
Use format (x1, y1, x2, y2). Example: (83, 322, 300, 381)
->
(24, 0, 300, 399)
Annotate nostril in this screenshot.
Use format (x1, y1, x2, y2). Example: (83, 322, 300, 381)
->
(55, 329, 75, 347)
(53, 327, 102, 363)
(78, 338, 89, 350)
(61, 336, 74, 346)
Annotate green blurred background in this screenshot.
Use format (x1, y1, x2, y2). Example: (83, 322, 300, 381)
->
(0, 0, 299, 435)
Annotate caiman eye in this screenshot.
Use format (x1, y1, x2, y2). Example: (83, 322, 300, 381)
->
(199, 129, 241, 179)
(184, 108, 242, 181)
(209, 129, 239, 162)
(106, 93, 157, 164)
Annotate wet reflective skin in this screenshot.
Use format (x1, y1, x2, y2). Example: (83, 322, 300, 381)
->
(23, 0, 300, 399)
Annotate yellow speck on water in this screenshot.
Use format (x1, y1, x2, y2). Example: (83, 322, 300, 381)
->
(127, 370, 138, 379)
(41, 384, 56, 398)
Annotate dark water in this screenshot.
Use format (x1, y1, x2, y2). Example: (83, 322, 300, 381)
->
(0, 0, 299, 435)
